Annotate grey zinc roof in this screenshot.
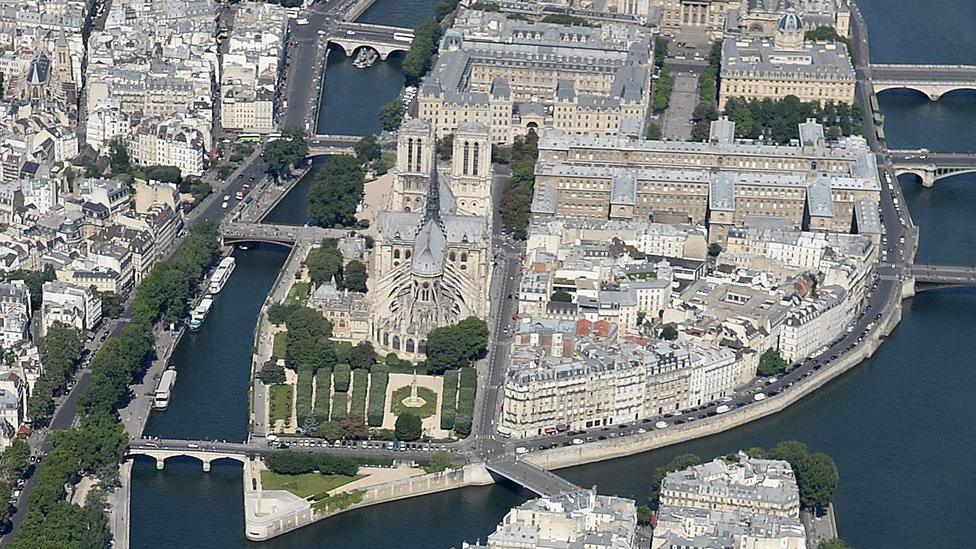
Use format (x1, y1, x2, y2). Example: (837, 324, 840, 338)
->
(610, 172, 636, 205)
(411, 218, 447, 277)
(721, 37, 855, 80)
(853, 198, 882, 235)
(709, 173, 736, 211)
(806, 174, 834, 217)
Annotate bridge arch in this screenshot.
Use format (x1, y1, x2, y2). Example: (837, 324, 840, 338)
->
(127, 449, 249, 472)
(875, 84, 976, 102)
(221, 236, 296, 249)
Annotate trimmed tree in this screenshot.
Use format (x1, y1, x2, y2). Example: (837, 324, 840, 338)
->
(395, 412, 423, 441)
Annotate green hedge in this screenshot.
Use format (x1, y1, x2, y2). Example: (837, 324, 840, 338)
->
(314, 368, 332, 421)
(296, 368, 314, 423)
(331, 392, 347, 421)
(439, 369, 459, 430)
(459, 367, 477, 389)
(355, 456, 394, 468)
(351, 369, 368, 418)
(334, 363, 351, 392)
(367, 364, 390, 426)
(454, 367, 477, 437)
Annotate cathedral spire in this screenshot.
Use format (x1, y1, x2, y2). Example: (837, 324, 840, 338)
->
(423, 148, 442, 226)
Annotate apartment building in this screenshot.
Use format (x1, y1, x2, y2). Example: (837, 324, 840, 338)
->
(40, 280, 102, 336)
(0, 280, 30, 347)
(654, 453, 806, 549)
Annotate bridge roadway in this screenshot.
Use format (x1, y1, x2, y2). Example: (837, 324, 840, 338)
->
(887, 149, 976, 187)
(329, 21, 413, 60)
(869, 63, 976, 100)
(485, 456, 582, 497)
(220, 222, 358, 247)
(909, 264, 976, 289)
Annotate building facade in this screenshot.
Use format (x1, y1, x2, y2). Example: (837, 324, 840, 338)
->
(419, 10, 653, 144)
(719, 10, 856, 109)
(531, 117, 881, 243)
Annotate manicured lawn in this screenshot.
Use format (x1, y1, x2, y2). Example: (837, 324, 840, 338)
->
(269, 385, 292, 422)
(260, 470, 363, 499)
(392, 386, 438, 419)
(273, 332, 287, 360)
(286, 282, 311, 306)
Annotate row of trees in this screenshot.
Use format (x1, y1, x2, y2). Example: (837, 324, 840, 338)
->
(305, 240, 368, 292)
(307, 155, 365, 228)
(402, 18, 441, 85)
(8, 222, 220, 547)
(499, 131, 539, 239)
(0, 438, 30, 532)
(723, 96, 864, 144)
(690, 41, 723, 141)
(424, 317, 489, 374)
(265, 451, 358, 477)
(28, 324, 85, 424)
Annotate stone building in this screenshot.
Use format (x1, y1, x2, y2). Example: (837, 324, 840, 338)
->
(419, 10, 653, 144)
(738, 0, 851, 38)
(531, 117, 881, 243)
(719, 10, 856, 109)
(463, 489, 638, 549)
(499, 340, 742, 438)
(653, 452, 807, 549)
(369, 119, 493, 361)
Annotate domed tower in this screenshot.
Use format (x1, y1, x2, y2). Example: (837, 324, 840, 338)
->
(774, 8, 805, 50)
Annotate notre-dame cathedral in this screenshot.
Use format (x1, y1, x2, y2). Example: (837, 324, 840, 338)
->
(369, 118, 494, 361)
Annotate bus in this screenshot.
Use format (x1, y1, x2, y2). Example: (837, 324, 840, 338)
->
(266, 132, 283, 142)
(393, 32, 413, 42)
(238, 133, 262, 143)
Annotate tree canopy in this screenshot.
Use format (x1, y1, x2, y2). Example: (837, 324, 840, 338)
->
(425, 317, 489, 374)
(499, 132, 538, 239)
(264, 128, 309, 180)
(378, 100, 405, 132)
(306, 241, 344, 287)
(402, 18, 440, 85)
(395, 412, 423, 441)
(758, 348, 789, 376)
(354, 135, 382, 164)
(284, 307, 336, 373)
(650, 453, 701, 504)
(344, 260, 368, 293)
(307, 155, 364, 228)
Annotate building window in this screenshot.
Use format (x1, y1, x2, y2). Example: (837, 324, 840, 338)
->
(407, 138, 414, 171)
(473, 142, 480, 175)
(463, 141, 470, 175)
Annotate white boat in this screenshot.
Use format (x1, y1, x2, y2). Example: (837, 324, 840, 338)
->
(188, 297, 214, 330)
(154, 369, 177, 410)
(208, 257, 236, 294)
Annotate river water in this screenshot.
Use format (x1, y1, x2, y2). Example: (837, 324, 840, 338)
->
(130, 1, 976, 547)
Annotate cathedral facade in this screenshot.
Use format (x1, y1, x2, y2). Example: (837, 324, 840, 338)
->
(369, 118, 494, 361)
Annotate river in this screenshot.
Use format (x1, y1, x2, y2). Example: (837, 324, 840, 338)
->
(129, 1, 976, 547)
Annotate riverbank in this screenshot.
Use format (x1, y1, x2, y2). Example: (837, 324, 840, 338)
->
(243, 462, 493, 541)
(524, 295, 906, 471)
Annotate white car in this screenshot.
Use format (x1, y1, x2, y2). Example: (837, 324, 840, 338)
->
(655, 421, 669, 429)
(753, 393, 768, 402)
(716, 405, 731, 414)
(571, 438, 584, 445)
(221, 201, 229, 209)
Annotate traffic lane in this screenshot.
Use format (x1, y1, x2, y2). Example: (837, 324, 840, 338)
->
(196, 157, 267, 223)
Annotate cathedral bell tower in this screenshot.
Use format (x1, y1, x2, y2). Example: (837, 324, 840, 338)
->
(391, 118, 434, 213)
(450, 121, 492, 217)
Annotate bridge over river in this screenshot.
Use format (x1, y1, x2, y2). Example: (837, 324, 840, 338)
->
(220, 222, 359, 247)
(870, 63, 976, 101)
(888, 149, 976, 187)
(127, 439, 581, 497)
